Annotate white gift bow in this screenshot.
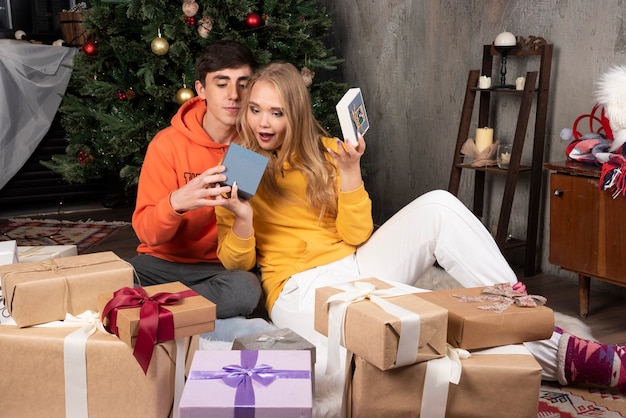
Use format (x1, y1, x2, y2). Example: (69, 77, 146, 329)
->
(421, 344, 532, 418)
(324, 280, 421, 374)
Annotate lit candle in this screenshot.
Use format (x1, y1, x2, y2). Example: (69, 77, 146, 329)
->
(475, 127, 494, 152)
(501, 151, 511, 165)
(494, 31, 516, 46)
(515, 77, 526, 90)
(478, 75, 492, 89)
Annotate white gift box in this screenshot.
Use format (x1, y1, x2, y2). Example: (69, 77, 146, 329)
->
(0, 241, 18, 266)
(17, 245, 78, 263)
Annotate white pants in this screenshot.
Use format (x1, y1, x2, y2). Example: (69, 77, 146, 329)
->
(271, 190, 559, 380)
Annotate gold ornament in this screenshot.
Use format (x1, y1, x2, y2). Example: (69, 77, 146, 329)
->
(176, 87, 195, 105)
(151, 28, 169, 55)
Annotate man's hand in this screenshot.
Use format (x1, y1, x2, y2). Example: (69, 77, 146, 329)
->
(169, 165, 232, 212)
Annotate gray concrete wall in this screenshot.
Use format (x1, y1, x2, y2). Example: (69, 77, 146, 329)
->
(320, 0, 626, 282)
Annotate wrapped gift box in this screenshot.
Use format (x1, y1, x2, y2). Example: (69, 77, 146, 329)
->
(0, 251, 134, 327)
(417, 286, 554, 350)
(348, 345, 542, 418)
(98, 281, 216, 349)
(17, 245, 77, 262)
(0, 324, 198, 418)
(314, 278, 448, 370)
(179, 350, 313, 418)
(0, 240, 18, 266)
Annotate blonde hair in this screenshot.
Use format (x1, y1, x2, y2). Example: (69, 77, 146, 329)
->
(237, 62, 338, 218)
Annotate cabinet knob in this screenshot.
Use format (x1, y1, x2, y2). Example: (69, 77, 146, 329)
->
(553, 189, 564, 197)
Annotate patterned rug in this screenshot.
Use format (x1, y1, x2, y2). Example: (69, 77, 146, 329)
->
(0, 218, 129, 254)
(539, 382, 626, 417)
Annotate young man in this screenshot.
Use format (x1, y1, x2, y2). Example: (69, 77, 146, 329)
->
(128, 40, 262, 319)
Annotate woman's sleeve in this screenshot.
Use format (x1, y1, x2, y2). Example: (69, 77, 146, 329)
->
(336, 182, 374, 245)
(215, 206, 257, 271)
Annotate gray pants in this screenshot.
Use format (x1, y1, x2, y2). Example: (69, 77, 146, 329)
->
(127, 254, 263, 319)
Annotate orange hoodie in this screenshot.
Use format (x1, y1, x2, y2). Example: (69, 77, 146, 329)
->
(132, 97, 228, 263)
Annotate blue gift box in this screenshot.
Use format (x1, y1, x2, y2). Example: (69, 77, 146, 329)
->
(221, 143, 269, 200)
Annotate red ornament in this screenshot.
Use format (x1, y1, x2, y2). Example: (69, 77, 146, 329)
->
(185, 16, 195, 26)
(245, 12, 263, 29)
(117, 92, 127, 101)
(81, 40, 97, 56)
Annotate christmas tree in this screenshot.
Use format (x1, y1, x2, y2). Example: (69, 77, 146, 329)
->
(43, 0, 346, 193)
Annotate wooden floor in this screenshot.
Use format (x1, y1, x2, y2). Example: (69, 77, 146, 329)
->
(3, 203, 625, 346)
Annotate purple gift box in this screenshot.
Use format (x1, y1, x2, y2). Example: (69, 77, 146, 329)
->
(179, 350, 313, 418)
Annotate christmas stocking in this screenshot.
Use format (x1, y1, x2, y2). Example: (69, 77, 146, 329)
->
(557, 329, 626, 392)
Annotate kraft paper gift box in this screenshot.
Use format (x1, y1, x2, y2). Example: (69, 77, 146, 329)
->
(0, 240, 18, 266)
(314, 277, 448, 370)
(0, 324, 198, 418)
(98, 281, 216, 347)
(17, 244, 77, 262)
(348, 345, 542, 418)
(179, 350, 313, 418)
(0, 251, 134, 327)
(417, 286, 554, 350)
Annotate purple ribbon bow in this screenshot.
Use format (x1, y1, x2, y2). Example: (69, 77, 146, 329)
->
(188, 351, 310, 418)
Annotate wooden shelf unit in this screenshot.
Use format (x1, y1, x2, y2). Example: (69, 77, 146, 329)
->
(448, 37, 553, 277)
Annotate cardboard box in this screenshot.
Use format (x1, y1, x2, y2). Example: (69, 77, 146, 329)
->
(0, 325, 198, 418)
(417, 286, 555, 350)
(314, 278, 448, 370)
(348, 345, 542, 418)
(0, 251, 134, 327)
(98, 281, 216, 349)
(17, 245, 77, 262)
(0, 240, 18, 266)
(179, 350, 313, 418)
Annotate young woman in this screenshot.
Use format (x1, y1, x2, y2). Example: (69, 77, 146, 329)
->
(216, 61, 626, 393)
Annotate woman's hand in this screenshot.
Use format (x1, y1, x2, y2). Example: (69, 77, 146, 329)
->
(327, 134, 366, 192)
(215, 182, 254, 239)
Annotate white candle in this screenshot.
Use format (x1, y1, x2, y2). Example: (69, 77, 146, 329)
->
(478, 75, 492, 89)
(475, 127, 494, 152)
(494, 31, 516, 46)
(515, 77, 526, 90)
(501, 151, 511, 165)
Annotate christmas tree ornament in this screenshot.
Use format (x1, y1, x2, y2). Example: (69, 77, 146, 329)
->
(176, 75, 195, 104)
(245, 12, 263, 29)
(185, 16, 195, 26)
(182, 0, 199, 17)
(151, 28, 169, 55)
(197, 16, 213, 38)
(118, 92, 127, 101)
(301, 67, 315, 87)
(82, 40, 97, 56)
(125, 88, 136, 100)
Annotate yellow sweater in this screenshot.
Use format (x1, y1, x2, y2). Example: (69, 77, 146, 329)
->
(216, 137, 374, 314)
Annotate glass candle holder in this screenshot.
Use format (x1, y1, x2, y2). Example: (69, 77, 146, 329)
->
(497, 144, 512, 169)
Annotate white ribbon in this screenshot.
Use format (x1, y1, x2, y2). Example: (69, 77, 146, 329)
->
(324, 281, 421, 373)
(62, 311, 107, 418)
(420, 344, 531, 418)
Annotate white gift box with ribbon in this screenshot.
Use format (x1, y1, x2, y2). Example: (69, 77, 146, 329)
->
(17, 245, 77, 263)
(314, 278, 448, 371)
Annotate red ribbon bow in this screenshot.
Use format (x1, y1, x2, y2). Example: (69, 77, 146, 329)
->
(102, 286, 198, 373)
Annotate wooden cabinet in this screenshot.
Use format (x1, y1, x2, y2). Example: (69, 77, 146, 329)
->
(544, 160, 626, 317)
(448, 36, 553, 276)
